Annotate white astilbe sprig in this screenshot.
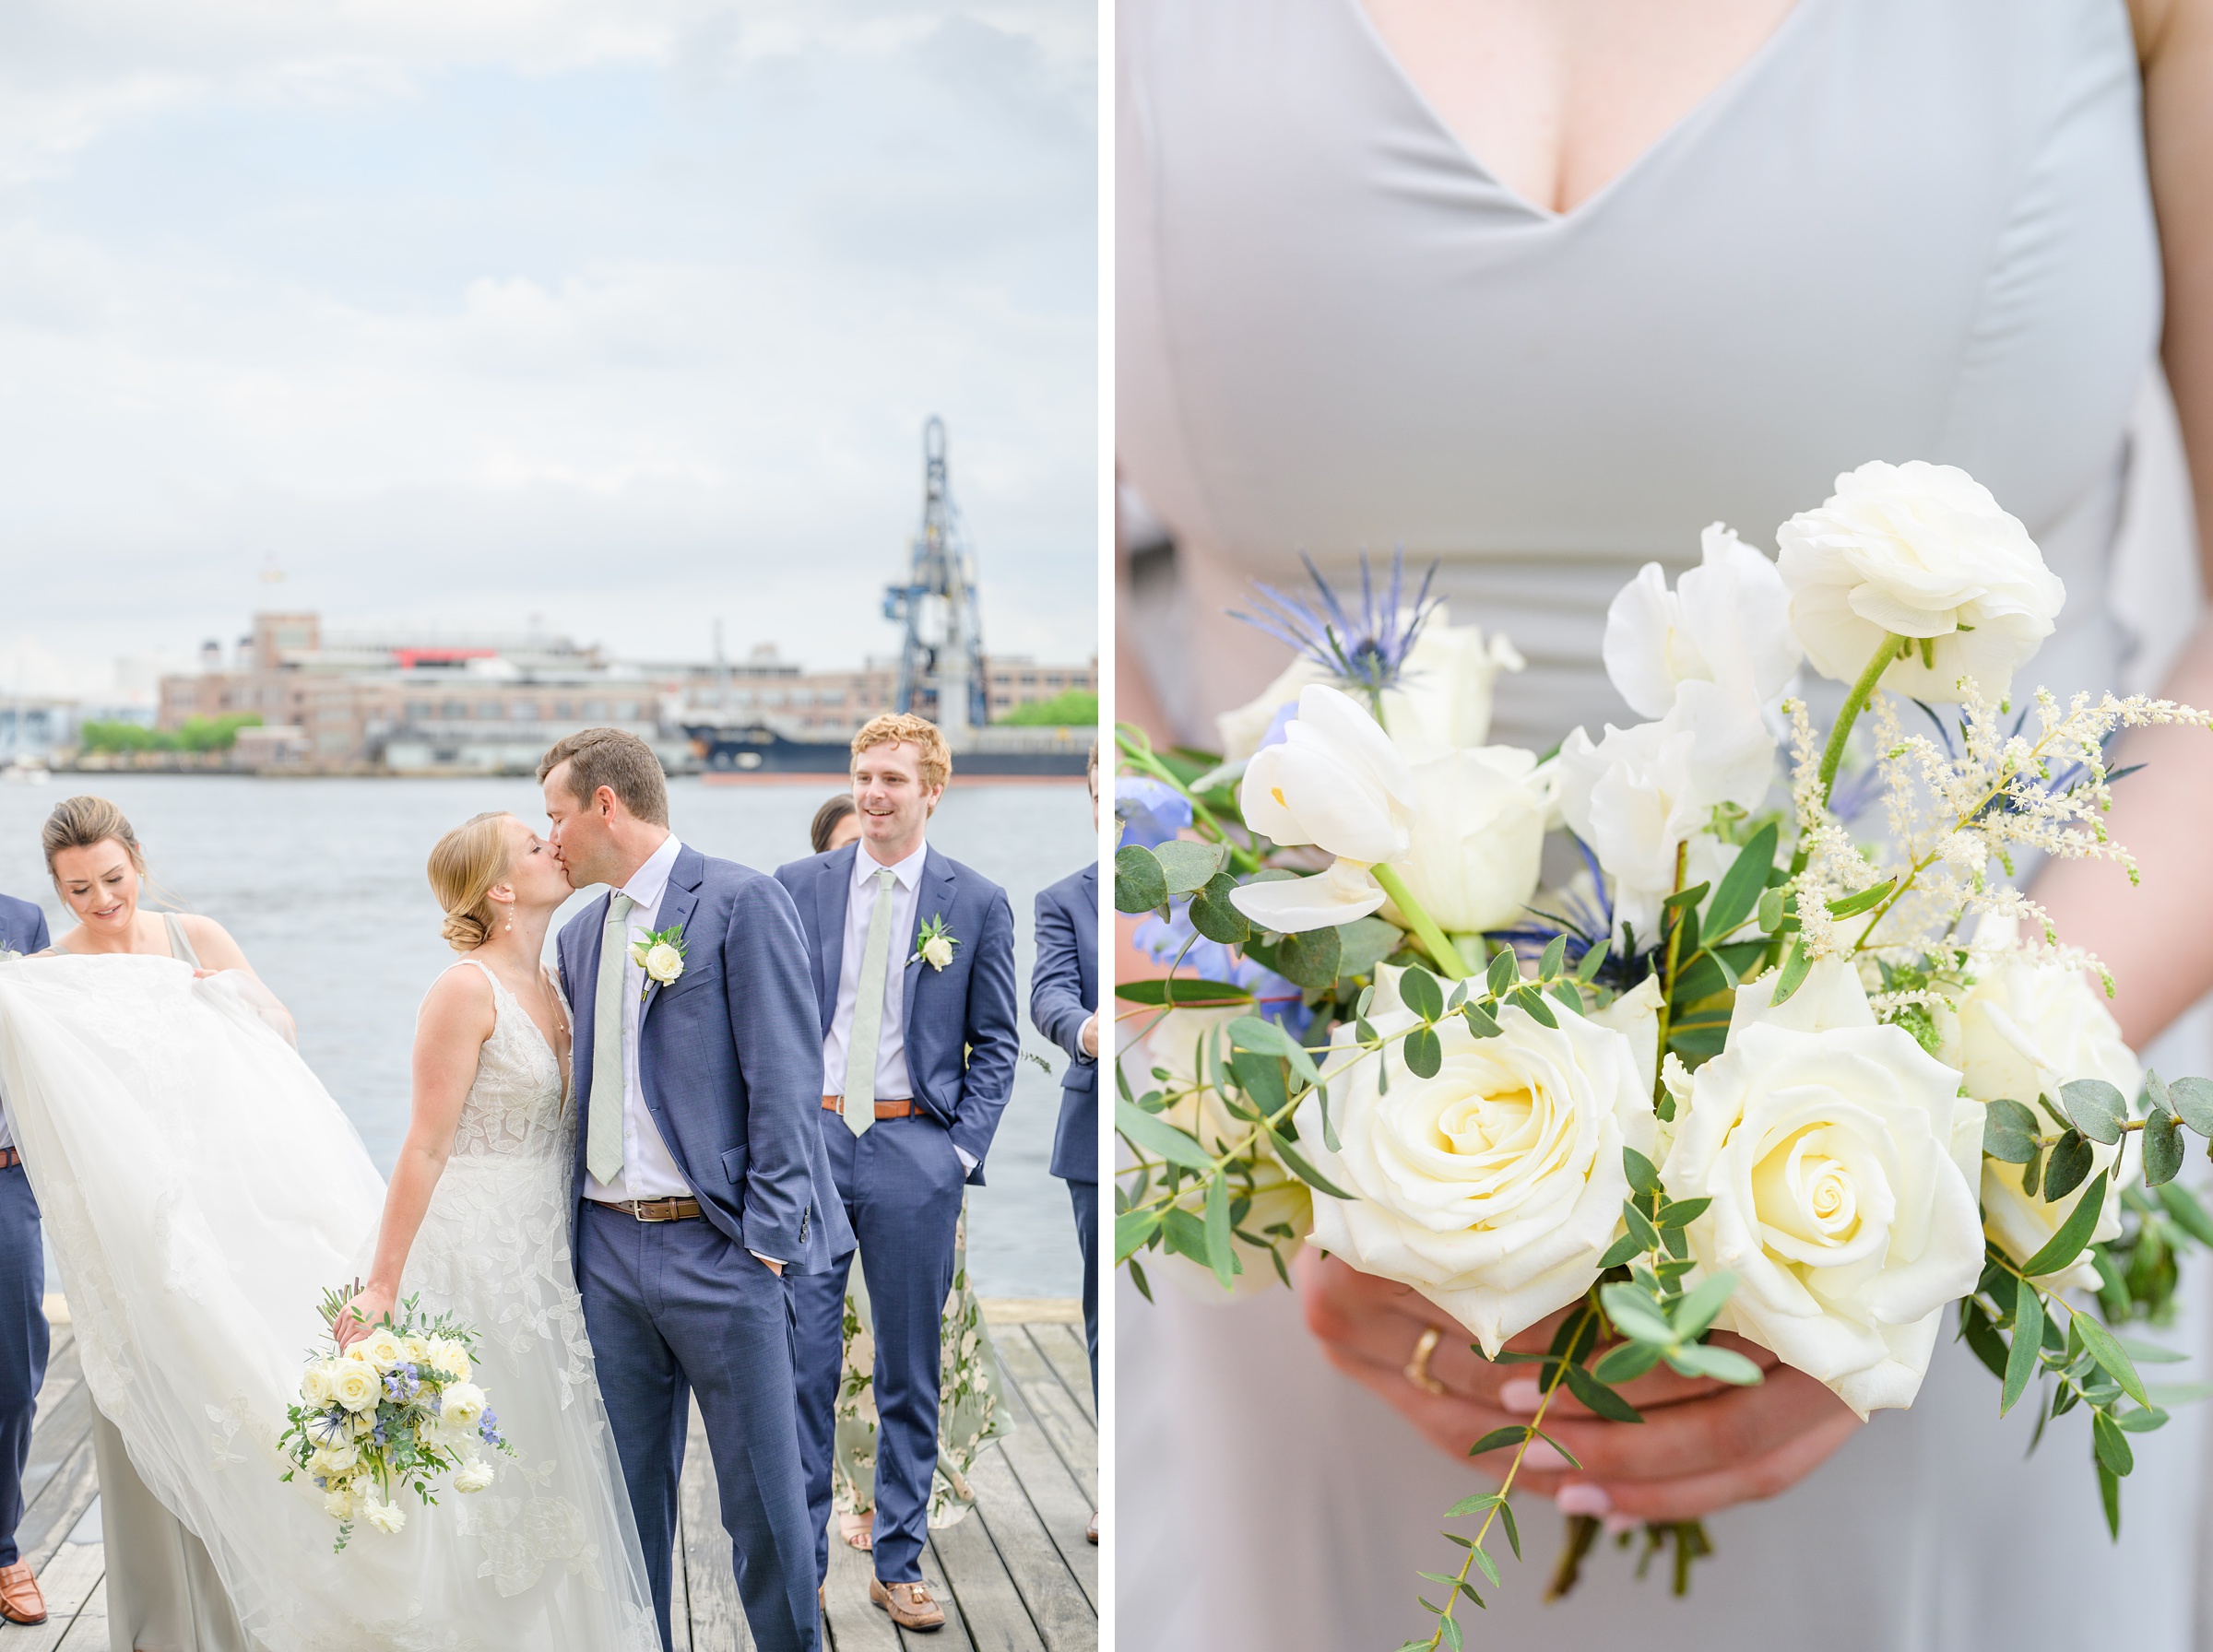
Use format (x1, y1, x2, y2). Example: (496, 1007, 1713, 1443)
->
(1783, 699, 1882, 961)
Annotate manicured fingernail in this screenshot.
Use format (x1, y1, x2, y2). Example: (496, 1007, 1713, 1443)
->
(1603, 1512, 1639, 1537)
(1523, 1440, 1569, 1471)
(1499, 1378, 1542, 1413)
(1556, 1482, 1610, 1517)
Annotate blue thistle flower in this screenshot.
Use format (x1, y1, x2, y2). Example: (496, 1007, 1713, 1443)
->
(1230, 549, 1442, 702)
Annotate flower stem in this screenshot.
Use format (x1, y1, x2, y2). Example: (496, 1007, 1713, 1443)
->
(1373, 863, 1473, 978)
(1816, 633, 1906, 808)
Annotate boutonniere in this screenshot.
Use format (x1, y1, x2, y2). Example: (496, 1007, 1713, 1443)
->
(629, 924, 687, 1001)
(909, 914, 959, 972)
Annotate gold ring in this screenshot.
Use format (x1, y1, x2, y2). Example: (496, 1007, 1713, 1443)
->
(1403, 1325, 1447, 1396)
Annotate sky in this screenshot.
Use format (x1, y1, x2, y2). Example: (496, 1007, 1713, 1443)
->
(0, 0, 1097, 702)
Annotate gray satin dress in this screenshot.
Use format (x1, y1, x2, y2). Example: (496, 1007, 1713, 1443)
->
(1118, 0, 2213, 1645)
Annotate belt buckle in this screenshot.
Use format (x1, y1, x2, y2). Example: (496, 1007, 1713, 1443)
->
(634, 1199, 673, 1223)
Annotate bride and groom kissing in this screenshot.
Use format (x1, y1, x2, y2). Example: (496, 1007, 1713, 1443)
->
(0, 714, 1020, 1652)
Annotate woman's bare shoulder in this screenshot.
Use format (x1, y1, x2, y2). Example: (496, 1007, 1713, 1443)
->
(419, 961, 498, 1037)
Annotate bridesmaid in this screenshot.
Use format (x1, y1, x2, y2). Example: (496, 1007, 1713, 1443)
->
(34, 796, 284, 1652)
(802, 796, 1011, 1555)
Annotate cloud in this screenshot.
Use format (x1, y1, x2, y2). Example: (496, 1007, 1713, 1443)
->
(0, 0, 1096, 696)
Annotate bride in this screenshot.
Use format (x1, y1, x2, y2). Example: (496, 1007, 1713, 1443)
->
(0, 798, 658, 1649)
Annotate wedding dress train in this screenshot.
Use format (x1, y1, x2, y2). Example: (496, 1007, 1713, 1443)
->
(0, 950, 659, 1651)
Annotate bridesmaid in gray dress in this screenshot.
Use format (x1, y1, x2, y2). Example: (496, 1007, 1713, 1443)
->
(37, 797, 275, 1652)
(1118, 0, 2213, 1646)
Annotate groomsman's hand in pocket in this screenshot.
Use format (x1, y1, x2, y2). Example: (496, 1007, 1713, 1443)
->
(1296, 1251, 1862, 1524)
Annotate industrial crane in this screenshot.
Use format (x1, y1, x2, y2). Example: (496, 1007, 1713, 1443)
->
(882, 416, 988, 738)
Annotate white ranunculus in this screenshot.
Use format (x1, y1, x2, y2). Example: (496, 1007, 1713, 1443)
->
(1944, 944, 2140, 1289)
(1380, 747, 1550, 937)
(441, 1382, 488, 1428)
(1553, 692, 1775, 940)
(364, 1499, 406, 1535)
(453, 1458, 497, 1493)
(1379, 614, 1526, 761)
(1604, 525, 1803, 720)
(1297, 987, 1659, 1355)
(401, 1335, 432, 1363)
(331, 1362, 383, 1416)
(1217, 657, 1331, 762)
(425, 1338, 472, 1383)
(1661, 959, 1983, 1416)
(1776, 460, 2065, 702)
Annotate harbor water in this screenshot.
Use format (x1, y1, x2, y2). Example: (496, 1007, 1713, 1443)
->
(0, 774, 1095, 1297)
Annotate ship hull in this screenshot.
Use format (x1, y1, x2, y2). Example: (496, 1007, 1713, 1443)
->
(681, 724, 1089, 779)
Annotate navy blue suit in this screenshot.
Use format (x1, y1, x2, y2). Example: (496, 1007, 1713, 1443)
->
(1031, 863, 1098, 1395)
(0, 894, 48, 1572)
(775, 843, 1020, 1588)
(558, 844, 849, 1652)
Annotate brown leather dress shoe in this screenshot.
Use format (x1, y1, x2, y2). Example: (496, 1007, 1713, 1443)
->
(0, 1561, 45, 1625)
(869, 1577, 946, 1631)
(1087, 1509, 1099, 1545)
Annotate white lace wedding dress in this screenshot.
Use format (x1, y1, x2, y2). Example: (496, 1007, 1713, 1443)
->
(0, 950, 659, 1651)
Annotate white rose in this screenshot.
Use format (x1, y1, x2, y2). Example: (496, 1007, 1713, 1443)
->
(1379, 747, 1550, 937)
(644, 942, 683, 984)
(331, 1362, 383, 1416)
(364, 1498, 406, 1535)
(1122, 1007, 1314, 1298)
(921, 935, 955, 970)
(1661, 959, 1984, 1416)
(359, 1327, 406, 1373)
(1378, 614, 1525, 761)
(299, 1363, 334, 1406)
(401, 1335, 432, 1364)
(1217, 657, 1331, 762)
(1777, 460, 2065, 702)
(1604, 525, 1802, 720)
(453, 1458, 497, 1493)
(426, 1338, 472, 1383)
(1232, 685, 1416, 933)
(318, 1438, 361, 1474)
(1554, 694, 1775, 940)
(1945, 942, 2140, 1288)
(1296, 985, 1660, 1354)
(441, 1382, 487, 1428)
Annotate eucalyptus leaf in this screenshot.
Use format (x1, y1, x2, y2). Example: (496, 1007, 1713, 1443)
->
(1187, 871, 1251, 944)
(2001, 1283, 2041, 1417)
(1486, 950, 1518, 997)
(1538, 935, 1568, 980)
(1467, 1426, 1533, 1459)
(1276, 925, 1343, 992)
(1202, 1173, 1236, 1290)
(1599, 1284, 1676, 1346)
(1577, 941, 1610, 983)
(1769, 939, 1812, 1006)
(1152, 837, 1229, 897)
(1563, 1363, 1642, 1423)
(1668, 1270, 1736, 1342)
(2019, 1172, 2108, 1278)
(2059, 1079, 2128, 1147)
(1982, 1097, 2041, 1164)
(1401, 964, 1445, 1021)
(1114, 977, 1252, 1008)
(1113, 845, 1168, 913)
(2042, 1130, 2094, 1202)
(1404, 1026, 1443, 1080)
(1335, 916, 1403, 983)
(1705, 822, 1780, 938)
(2145, 1108, 2185, 1186)
(2076, 1313, 2151, 1409)
(1226, 1016, 1321, 1083)
(1664, 1342, 1763, 1385)
(1114, 1209, 1162, 1264)
(1592, 1341, 1663, 1385)
(1823, 879, 1896, 919)
(2156, 1182, 2213, 1247)
(2165, 1075, 2213, 1136)
(1115, 1098, 1215, 1173)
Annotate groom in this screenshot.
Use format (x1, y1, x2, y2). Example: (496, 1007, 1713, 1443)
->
(541, 728, 849, 1652)
(776, 713, 1019, 1631)
(0, 893, 47, 1629)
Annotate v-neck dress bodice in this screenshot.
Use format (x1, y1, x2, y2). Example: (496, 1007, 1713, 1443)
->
(1118, 0, 2170, 744)
(1118, 4, 2211, 1648)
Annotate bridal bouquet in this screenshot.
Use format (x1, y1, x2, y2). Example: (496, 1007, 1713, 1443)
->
(278, 1286, 514, 1551)
(1114, 462, 2213, 1647)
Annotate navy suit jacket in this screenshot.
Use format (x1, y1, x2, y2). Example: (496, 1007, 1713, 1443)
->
(1031, 864, 1097, 1183)
(556, 844, 849, 1274)
(775, 843, 1020, 1185)
(0, 895, 45, 957)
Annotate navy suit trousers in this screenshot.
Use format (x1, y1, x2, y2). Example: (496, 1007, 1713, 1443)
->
(0, 1168, 41, 1568)
(578, 1202, 819, 1652)
(792, 1112, 964, 1587)
(1067, 1178, 1097, 1401)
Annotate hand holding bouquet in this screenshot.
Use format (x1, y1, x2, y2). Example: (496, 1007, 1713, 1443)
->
(278, 1283, 514, 1551)
(1114, 462, 2213, 1647)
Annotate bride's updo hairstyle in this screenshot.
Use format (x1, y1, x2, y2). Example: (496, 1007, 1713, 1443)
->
(41, 795, 148, 878)
(428, 812, 514, 952)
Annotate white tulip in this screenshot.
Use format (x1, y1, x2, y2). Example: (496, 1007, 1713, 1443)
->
(1216, 658, 1331, 762)
(1662, 960, 1984, 1417)
(1777, 460, 2065, 702)
(1378, 614, 1525, 761)
(1379, 747, 1550, 936)
(1299, 990, 1659, 1355)
(1604, 525, 1802, 720)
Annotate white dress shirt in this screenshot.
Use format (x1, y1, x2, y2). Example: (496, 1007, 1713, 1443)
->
(584, 833, 695, 1204)
(822, 840, 928, 1103)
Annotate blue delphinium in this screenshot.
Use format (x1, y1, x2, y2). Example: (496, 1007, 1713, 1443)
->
(1116, 777, 1195, 850)
(1230, 549, 1442, 705)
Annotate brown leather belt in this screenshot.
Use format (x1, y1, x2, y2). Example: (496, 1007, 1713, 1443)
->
(822, 1094, 916, 1120)
(0, 1150, 20, 1171)
(594, 1197, 701, 1221)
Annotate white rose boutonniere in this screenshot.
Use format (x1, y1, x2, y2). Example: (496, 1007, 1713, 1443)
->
(630, 925, 687, 1000)
(911, 914, 958, 972)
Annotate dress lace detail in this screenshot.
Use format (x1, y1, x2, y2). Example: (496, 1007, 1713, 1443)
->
(400, 961, 610, 1599)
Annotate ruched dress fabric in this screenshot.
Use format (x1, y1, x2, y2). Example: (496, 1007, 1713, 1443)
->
(0, 947, 658, 1651)
(1118, 0, 2213, 1646)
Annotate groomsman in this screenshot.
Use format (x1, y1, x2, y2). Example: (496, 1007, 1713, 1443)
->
(777, 714, 1019, 1633)
(0, 894, 48, 1627)
(1028, 748, 1098, 1455)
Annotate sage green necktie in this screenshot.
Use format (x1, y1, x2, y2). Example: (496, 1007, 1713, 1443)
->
(843, 868, 898, 1137)
(586, 892, 636, 1186)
